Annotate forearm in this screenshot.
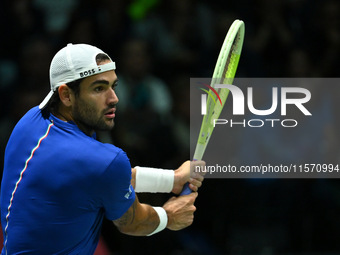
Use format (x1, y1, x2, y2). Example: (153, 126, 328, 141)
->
(114, 192, 198, 236)
(113, 195, 164, 236)
(131, 161, 205, 194)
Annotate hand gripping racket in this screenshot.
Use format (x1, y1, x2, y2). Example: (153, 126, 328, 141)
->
(180, 19, 245, 195)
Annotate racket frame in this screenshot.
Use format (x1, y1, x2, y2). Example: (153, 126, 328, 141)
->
(180, 20, 245, 196)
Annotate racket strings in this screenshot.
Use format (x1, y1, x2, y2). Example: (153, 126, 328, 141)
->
(195, 20, 244, 160)
(214, 33, 241, 107)
(224, 32, 241, 82)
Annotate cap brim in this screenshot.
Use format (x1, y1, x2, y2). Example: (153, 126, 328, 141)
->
(39, 90, 54, 109)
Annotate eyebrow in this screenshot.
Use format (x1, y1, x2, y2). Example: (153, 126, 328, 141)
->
(90, 79, 118, 87)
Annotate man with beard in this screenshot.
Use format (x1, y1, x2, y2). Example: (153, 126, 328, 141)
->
(0, 43, 204, 254)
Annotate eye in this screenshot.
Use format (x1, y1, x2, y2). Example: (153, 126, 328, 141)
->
(112, 83, 118, 90)
(94, 86, 104, 92)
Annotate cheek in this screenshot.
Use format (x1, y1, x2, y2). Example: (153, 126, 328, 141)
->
(74, 96, 91, 111)
(77, 89, 107, 110)
(80, 95, 104, 114)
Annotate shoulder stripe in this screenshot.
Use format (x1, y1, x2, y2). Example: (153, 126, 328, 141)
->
(3, 122, 54, 254)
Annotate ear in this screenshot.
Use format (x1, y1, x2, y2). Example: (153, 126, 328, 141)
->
(58, 84, 73, 107)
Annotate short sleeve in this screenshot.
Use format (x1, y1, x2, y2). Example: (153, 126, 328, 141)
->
(98, 150, 136, 220)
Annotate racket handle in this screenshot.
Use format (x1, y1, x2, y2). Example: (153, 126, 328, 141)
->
(180, 158, 200, 196)
(180, 183, 191, 195)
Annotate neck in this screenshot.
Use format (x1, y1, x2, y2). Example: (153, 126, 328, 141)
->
(54, 107, 94, 137)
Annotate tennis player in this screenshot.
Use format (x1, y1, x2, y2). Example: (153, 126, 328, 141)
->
(0, 43, 205, 254)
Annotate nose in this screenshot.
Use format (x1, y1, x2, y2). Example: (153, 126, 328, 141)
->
(107, 87, 119, 105)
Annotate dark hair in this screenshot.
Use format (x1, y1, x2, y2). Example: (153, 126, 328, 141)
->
(96, 53, 110, 64)
(46, 79, 83, 114)
(45, 53, 111, 114)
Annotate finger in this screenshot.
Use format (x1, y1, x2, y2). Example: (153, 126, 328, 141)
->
(188, 191, 198, 201)
(191, 172, 204, 182)
(189, 178, 202, 188)
(186, 205, 196, 216)
(188, 183, 198, 192)
(191, 161, 207, 176)
(192, 160, 205, 166)
(192, 205, 197, 212)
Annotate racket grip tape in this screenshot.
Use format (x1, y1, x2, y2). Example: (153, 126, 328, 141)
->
(179, 159, 200, 196)
(179, 183, 191, 195)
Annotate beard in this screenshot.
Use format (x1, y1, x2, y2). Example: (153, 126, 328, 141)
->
(72, 97, 115, 134)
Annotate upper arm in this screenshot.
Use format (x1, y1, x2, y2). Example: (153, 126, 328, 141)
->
(113, 195, 138, 233)
(131, 167, 136, 189)
(99, 150, 135, 220)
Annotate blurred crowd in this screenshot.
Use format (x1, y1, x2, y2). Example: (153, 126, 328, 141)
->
(0, 0, 340, 254)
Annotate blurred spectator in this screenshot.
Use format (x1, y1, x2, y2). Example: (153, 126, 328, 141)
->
(95, 0, 133, 58)
(132, 0, 215, 78)
(0, 0, 45, 59)
(312, 0, 340, 77)
(116, 38, 173, 120)
(63, 11, 100, 47)
(18, 36, 53, 92)
(286, 48, 314, 77)
(286, 0, 315, 46)
(33, 0, 79, 39)
(167, 74, 191, 163)
(112, 38, 176, 167)
(245, 0, 294, 76)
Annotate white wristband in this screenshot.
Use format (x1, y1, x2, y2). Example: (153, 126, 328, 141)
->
(134, 166, 174, 193)
(147, 207, 168, 236)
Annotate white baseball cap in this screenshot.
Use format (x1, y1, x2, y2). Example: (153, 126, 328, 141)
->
(39, 43, 116, 109)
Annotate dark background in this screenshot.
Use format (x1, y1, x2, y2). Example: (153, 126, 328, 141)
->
(0, 0, 339, 254)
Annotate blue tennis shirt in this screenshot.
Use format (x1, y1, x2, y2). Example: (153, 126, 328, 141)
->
(0, 106, 135, 254)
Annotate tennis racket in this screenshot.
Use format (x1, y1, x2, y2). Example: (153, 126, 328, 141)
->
(180, 19, 245, 195)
